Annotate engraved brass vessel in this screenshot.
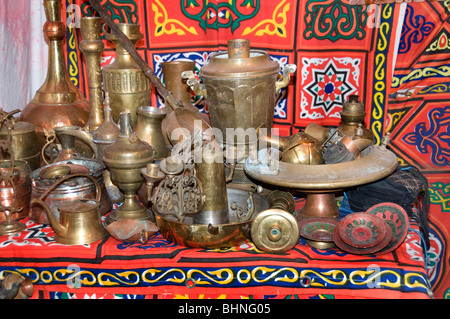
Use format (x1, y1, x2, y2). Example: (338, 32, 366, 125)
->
(103, 23, 151, 127)
(182, 39, 296, 185)
(103, 111, 154, 225)
(20, 0, 90, 149)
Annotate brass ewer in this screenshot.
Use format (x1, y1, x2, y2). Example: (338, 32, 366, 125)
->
(102, 23, 151, 127)
(52, 94, 123, 204)
(80, 16, 105, 132)
(30, 173, 108, 245)
(103, 110, 154, 225)
(20, 0, 90, 149)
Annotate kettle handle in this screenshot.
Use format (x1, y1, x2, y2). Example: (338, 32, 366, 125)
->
(35, 173, 101, 203)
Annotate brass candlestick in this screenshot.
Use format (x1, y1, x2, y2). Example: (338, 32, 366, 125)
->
(80, 16, 105, 132)
(20, 0, 89, 149)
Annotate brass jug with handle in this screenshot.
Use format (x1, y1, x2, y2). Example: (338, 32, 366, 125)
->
(30, 173, 108, 245)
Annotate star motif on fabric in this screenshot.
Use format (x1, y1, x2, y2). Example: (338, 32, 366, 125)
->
(305, 59, 356, 116)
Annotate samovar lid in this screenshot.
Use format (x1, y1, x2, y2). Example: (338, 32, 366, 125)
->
(200, 39, 280, 78)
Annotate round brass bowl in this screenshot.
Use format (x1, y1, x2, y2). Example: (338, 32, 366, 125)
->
(244, 145, 398, 191)
(153, 187, 270, 249)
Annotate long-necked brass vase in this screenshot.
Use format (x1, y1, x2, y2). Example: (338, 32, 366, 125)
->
(20, 0, 90, 149)
(103, 111, 154, 225)
(80, 16, 104, 132)
(102, 23, 151, 127)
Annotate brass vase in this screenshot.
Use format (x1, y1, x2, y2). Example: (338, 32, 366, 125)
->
(20, 0, 90, 149)
(135, 106, 168, 160)
(103, 111, 154, 225)
(102, 23, 151, 127)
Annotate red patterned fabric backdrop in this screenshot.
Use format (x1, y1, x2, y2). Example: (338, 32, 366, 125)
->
(58, 0, 449, 298)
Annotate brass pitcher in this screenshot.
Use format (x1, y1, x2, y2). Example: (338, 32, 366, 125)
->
(135, 106, 168, 160)
(30, 173, 108, 245)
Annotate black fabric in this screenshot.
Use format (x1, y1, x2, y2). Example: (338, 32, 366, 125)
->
(323, 141, 355, 164)
(346, 165, 430, 249)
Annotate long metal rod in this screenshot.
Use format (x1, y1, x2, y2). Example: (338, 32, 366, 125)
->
(88, 0, 180, 111)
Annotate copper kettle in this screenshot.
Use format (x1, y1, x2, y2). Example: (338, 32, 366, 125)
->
(30, 173, 108, 245)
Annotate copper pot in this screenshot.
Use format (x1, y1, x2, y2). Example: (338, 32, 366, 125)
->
(0, 160, 32, 221)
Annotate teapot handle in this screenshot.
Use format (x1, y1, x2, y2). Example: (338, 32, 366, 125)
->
(35, 173, 101, 203)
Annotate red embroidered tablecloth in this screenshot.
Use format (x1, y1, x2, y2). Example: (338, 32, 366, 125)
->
(0, 214, 432, 299)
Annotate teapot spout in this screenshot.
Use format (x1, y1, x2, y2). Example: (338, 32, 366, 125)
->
(30, 198, 67, 237)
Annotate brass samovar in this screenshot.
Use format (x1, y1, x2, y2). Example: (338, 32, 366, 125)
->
(183, 39, 296, 185)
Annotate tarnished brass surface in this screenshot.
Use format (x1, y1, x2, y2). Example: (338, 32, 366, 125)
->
(0, 110, 40, 170)
(20, 0, 90, 149)
(165, 107, 212, 146)
(279, 132, 324, 165)
(58, 96, 123, 204)
(29, 159, 111, 224)
(161, 60, 196, 109)
(102, 23, 151, 127)
(193, 149, 229, 225)
(103, 111, 154, 225)
(154, 187, 270, 249)
(244, 145, 398, 191)
(304, 123, 332, 145)
(0, 160, 31, 221)
(41, 125, 89, 165)
(80, 17, 104, 132)
(31, 173, 108, 245)
(338, 95, 374, 141)
(135, 106, 168, 159)
(190, 39, 295, 149)
(251, 209, 299, 253)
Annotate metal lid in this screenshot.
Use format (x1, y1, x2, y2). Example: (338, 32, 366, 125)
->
(200, 39, 280, 78)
